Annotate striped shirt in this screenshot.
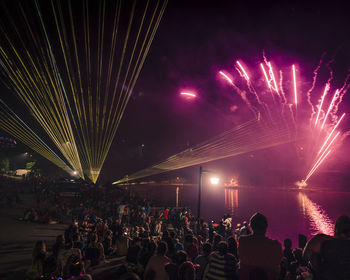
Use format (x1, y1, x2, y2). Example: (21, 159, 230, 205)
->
(204, 252, 238, 280)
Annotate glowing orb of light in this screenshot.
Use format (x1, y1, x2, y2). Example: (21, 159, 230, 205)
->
(180, 91, 197, 98)
(210, 177, 220, 185)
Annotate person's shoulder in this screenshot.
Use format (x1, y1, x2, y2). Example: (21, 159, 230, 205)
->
(225, 252, 237, 261)
(310, 233, 333, 242)
(264, 236, 282, 247)
(238, 234, 253, 242)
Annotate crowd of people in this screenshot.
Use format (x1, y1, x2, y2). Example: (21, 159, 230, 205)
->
(1, 176, 350, 280)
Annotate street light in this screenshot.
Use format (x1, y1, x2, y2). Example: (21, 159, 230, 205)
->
(197, 166, 219, 223)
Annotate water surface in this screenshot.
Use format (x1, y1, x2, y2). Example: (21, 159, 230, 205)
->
(131, 184, 350, 246)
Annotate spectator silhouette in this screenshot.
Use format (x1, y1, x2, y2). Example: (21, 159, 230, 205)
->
(144, 241, 171, 280)
(303, 215, 350, 279)
(238, 212, 282, 280)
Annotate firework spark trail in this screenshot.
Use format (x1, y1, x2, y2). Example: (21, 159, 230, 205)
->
(260, 63, 272, 89)
(292, 65, 297, 106)
(321, 89, 339, 129)
(315, 84, 329, 127)
(260, 63, 276, 102)
(332, 72, 350, 117)
(306, 55, 325, 119)
(279, 70, 288, 103)
(305, 149, 332, 182)
(234, 61, 266, 117)
(236, 60, 250, 81)
(267, 62, 280, 97)
(307, 131, 340, 179)
(220, 67, 259, 118)
(230, 58, 347, 183)
(219, 71, 234, 85)
(318, 113, 345, 155)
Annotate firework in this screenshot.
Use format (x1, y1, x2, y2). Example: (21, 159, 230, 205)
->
(219, 71, 234, 85)
(180, 92, 197, 98)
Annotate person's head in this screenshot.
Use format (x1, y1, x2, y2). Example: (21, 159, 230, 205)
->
(89, 232, 98, 243)
(298, 234, 307, 249)
(175, 250, 188, 265)
(334, 215, 350, 238)
(217, 241, 228, 255)
(56, 234, 65, 245)
(250, 213, 268, 235)
(292, 248, 303, 263)
(184, 234, 194, 244)
(32, 240, 46, 258)
(213, 234, 222, 244)
(157, 241, 168, 256)
(202, 242, 212, 256)
(148, 240, 156, 254)
(178, 261, 195, 280)
(73, 234, 81, 242)
(284, 238, 292, 249)
(227, 236, 237, 249)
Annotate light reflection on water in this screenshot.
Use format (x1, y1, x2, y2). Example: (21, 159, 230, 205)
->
(297, 192, 334, 236)
(224, 188, 239, 216)
(130, 184, 349, 244)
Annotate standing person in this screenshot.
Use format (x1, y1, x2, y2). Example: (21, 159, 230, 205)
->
(238, 213, 283, 280)
(144, 241, 171, 280)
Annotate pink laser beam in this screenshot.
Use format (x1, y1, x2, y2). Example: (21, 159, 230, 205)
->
(315, 84, 329, 127)
(219, 71, 233, 85)
(321, 89, 339, 129)
(318, 113, 345, 155)
(236, 61, 250, 81)
(292, 65, 298, 105)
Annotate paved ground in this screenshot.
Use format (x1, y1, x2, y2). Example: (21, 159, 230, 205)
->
(0, 201, 67, 279)
(0, 190, 125, 280)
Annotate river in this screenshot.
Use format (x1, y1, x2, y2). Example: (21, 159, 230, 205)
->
(130, 184, 350, 246)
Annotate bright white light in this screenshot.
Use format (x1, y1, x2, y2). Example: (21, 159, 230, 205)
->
(180, 92, 196, 98)
(210, 177, 220, 185)
(73, 171, 78, 175)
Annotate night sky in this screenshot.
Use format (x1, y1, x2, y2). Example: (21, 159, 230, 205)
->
(1, 0, 350, 186)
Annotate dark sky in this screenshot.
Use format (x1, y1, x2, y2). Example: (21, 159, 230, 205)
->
(2, 0, 350, 185)
(101, 0, 350, 183)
